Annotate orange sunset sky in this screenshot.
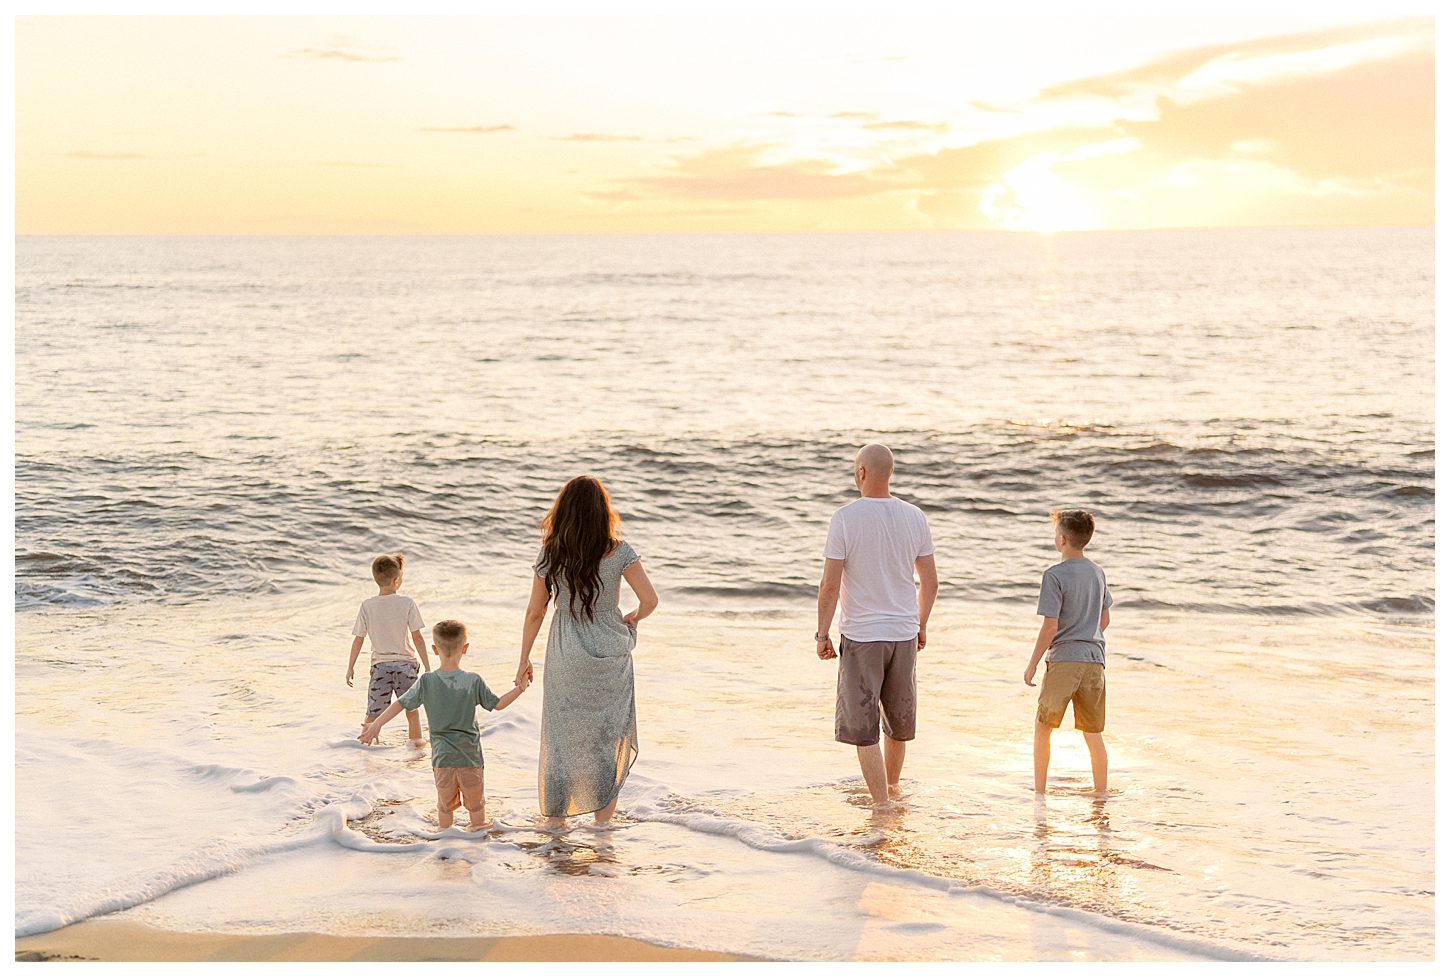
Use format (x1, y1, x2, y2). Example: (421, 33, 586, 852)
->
(15, 14, 1433, 234)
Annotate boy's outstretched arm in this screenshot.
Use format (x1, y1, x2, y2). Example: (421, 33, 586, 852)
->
(1023, 617, 1058, 686)
(346, 636, 365, 686)
(359, 701, 405, 743)
(411, 629, 432, 672)
(492, 673, 532, 712)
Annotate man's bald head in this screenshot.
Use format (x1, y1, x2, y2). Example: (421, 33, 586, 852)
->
(856, 443, 895, 480)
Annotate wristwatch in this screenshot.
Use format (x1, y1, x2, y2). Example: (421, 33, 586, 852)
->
(814, 632, 831, 642)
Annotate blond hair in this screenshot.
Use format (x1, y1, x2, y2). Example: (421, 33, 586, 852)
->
(371, 552, 405, 585)
(1051, 509, 1095, 549)
(432, 619, 467, 656)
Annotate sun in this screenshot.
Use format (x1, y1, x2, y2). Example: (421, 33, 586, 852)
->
(980, 139, 1142, 232)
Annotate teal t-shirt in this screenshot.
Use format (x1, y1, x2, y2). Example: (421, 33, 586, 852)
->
(396, 668, 501, 768)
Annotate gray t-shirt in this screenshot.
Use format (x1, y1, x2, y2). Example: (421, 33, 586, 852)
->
(396, 668, 500, 768)
(1036, 558, 1114, 664)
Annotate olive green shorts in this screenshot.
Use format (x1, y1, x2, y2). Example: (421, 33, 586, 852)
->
(1036, 661, 1106, 733)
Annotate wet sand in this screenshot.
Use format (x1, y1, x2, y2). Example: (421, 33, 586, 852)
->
(14, 919, 760, 962)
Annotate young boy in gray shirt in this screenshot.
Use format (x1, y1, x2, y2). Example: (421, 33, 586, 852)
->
(360, 619, 528, 831)
(1023, 509, 1113, 794)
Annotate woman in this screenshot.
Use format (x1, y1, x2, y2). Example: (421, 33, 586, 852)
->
(517, 475, 658, 825)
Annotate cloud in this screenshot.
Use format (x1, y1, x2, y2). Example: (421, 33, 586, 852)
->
(613, 144, 889, 202)
(862, 120, 949, 134)
(64, 150, 146, 160)
(552, 133, 647, 143)
(552, 133, 695, 143)
(892, 126, 1122, 191)
(1116, 45, 1432, 191)
(583, 19, 1431, 226)
(1035, 16, 1427, 102)
(283, 37, 401, 62)
(417, 125, 516, 134)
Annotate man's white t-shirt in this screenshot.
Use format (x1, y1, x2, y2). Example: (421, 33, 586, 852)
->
(824, 496, 935, 642)
(352, 594, 425, 666)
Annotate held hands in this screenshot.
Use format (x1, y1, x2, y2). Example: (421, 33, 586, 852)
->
(514, 658, 534, 688)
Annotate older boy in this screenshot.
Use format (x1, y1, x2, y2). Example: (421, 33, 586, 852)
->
(360, 620, 527, 831)
(1023, 509, 1113, 794)
(347, 553, 431, 747)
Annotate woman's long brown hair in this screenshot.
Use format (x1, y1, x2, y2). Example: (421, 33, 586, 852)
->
(539, 475, 621, 621)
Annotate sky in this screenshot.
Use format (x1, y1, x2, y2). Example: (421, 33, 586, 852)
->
(14, 14, 1434, 233)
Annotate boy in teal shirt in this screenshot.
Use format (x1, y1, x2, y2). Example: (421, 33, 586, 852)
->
(360, 619, 528, 831)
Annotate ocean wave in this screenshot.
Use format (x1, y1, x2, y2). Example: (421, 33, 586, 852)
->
(13, 424, 1433, 615)
(12, 791, 433, 938)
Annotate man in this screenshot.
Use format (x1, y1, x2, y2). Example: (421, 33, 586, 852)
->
(816, 443, 938, 806)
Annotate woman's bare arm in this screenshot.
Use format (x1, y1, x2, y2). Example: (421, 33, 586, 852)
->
(517, 573, 550, 686)
(621, 560, 658, 627)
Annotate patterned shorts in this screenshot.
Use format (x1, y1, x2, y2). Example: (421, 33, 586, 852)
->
(367, 661, 419, 716)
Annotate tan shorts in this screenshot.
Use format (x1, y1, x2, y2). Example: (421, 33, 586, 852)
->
(434, 765, 485, 814)
(1036, 661, 1106, 732)
(835, 636, 917, 746)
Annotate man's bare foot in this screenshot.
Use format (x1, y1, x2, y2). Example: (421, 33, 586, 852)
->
(888, 783, 905, 799)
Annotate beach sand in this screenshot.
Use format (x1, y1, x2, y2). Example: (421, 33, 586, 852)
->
(14, 919, 759, 962)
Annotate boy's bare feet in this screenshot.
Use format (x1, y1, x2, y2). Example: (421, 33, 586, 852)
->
(407, 738, 426, 749)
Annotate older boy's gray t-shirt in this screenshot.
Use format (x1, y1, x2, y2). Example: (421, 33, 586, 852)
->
(396, 668, 500, 768)
(1037, 558, 1114, 664)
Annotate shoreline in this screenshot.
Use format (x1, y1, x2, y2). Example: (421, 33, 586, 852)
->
(14, 919, 761, 962)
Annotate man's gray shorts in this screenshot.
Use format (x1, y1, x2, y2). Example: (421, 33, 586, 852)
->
(367, 660, 419, 717)
(835, 636, 917, 746)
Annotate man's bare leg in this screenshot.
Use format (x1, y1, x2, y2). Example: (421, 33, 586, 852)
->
(1034, 721, 1054, 793)
(1082, 731, 1108, 794)
(884, 736, 907, 796)
(856, 743, 890, 804)
(405, 708, 425, 748)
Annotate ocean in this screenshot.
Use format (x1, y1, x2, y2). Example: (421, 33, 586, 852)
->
(13, 229, 1434, 960)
